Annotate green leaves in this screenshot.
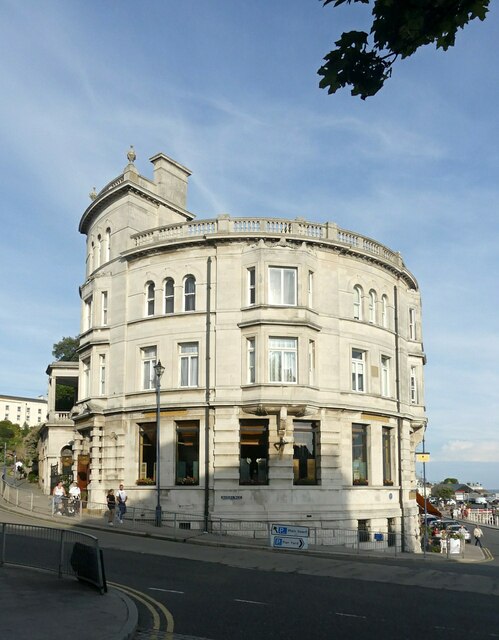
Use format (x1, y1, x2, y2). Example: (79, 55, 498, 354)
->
(318, 30, 392, 99)
(319, 0, 490, 98)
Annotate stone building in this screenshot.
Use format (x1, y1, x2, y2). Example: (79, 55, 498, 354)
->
(42, 148, 427, 551)
(0, 394, 47, 427)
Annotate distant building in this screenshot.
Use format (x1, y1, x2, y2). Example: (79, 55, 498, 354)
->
(39, 149, 428, 552)
(0, 394, 47, 427)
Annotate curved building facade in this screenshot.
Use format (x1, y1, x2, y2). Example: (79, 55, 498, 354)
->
(70, 150, 426, 551)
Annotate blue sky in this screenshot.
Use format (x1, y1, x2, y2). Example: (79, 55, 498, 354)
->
(1, 1, 498, 487)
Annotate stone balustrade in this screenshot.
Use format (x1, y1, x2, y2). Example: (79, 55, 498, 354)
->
(131, 216, 404, 269)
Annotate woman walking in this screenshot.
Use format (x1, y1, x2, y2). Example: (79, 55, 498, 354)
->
(106, 488, 116, 525)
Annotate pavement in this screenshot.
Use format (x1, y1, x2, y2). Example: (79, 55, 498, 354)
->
(0, 479, 489, 640)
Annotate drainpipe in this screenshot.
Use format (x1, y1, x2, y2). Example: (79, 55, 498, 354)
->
(204, 256, 212, 532)
(394, 284, 405, 551)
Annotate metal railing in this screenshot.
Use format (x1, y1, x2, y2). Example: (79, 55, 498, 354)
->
(2, 477, 404, 554)
(0, 523, 106, 593)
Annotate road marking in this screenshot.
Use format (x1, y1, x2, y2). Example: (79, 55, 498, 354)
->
(335, 612, 367, 619)
(149, 588, 185, 594)
(109, 580, 175, 633)
(234, 598, 268, 605)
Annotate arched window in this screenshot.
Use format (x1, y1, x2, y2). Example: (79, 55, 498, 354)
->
(95, 235, 101, 269)
(369, 290, 377, 324)
(381, 295, 389, 328)
(164, 278, 174, 314)
(145, 281, 155, 316)
(105, 227, 111, 262)
(184, 275, 196, 311)
(353, 285, 362, 321)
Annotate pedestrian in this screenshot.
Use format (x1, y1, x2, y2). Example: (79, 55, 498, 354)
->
(106, 488, 116, 525)
(52, 481, 66, 515)
(473, 525, 483, 547)
(69, 482, 81, 515)
(116, 483, 127, 524)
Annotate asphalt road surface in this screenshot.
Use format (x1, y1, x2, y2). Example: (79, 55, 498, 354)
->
(3, 506, 499, 640)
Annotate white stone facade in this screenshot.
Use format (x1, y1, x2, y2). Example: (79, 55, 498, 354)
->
(60, 150, 427, 551)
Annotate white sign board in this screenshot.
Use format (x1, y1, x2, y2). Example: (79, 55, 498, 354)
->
(271, 535, 309, 550)
(271, 524, 310, 537)
(270, 523, 309, 551)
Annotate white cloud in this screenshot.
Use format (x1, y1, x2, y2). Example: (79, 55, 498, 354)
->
(435, 440, 499, 463)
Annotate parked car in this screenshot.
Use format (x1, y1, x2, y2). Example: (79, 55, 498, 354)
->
(446, 523, 471, 543)
(421, 514, 438, 526)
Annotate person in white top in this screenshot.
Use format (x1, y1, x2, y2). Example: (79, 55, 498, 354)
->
(473, 526, 484, 548)
(52, 481, 66, 515)
(68, 482, 81, 514)
(116, 483, 127, 523)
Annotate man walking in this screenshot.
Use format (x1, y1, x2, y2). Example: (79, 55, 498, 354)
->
(117, 483, 128, 524)
(473, 525, 484, 547)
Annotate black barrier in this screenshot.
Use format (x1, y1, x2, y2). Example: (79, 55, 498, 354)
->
(70, 542, 107, 593)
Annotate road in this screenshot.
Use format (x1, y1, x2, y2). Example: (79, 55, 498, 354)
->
(2, 506, 499, 639)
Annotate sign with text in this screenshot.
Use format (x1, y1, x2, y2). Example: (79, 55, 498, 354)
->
(271, 524, 309, 537)
(271, 536, 309, 550)
(270, 523, 309, 551)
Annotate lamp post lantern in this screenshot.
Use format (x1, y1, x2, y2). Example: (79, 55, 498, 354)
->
(154, 360, 165, 527)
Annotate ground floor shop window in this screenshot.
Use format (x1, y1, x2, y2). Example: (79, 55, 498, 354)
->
(176, 421, 199, 485)
(239, 420, 269, 485)
(382, 427, 393, 486)
(293, 420, 318, 485)
(352, 424, 368, 485)
(139, 424, 157, 482)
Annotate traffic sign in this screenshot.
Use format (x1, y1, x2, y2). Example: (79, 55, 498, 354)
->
(271, 535, 309, 550)
(271, 524, 309, 538)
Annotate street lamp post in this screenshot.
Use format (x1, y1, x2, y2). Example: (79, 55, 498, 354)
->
(154, 360, 165, 527)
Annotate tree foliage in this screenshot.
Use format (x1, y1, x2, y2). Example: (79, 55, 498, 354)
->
(442, 477, 459, 484)
(432, 485, 454, 500)
(318, 0, 490, 99)
(52, 336, 79, 362)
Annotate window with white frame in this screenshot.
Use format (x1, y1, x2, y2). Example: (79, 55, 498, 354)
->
(247, 267, 256, 305)
(308, 271, 314, 308)
(351, 349, 365, 392)
(164, 278, 174, 314)
(247, 337, 256, 384)
(410, 366, 418, 403)
(409, 308, 416, 340)
(308, 339, 315, 386)
(99, 354, 106, 395)
(82, 357, 91, 399)
(184, 275, 196, 311)
(269, 267, 297, 306)
(179, 342, 199, 387)
(84, 296, 93, 331)
(381, 355, 390, 397)
(269, 337, 297, 383)
(369, 290, 377, 324)
(381, 295, 389, 328)
(141, 346, 157, 390)
(101, 291, 108, 326)
(353, 285, 362, 320)
(145, 282, 155, 316)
